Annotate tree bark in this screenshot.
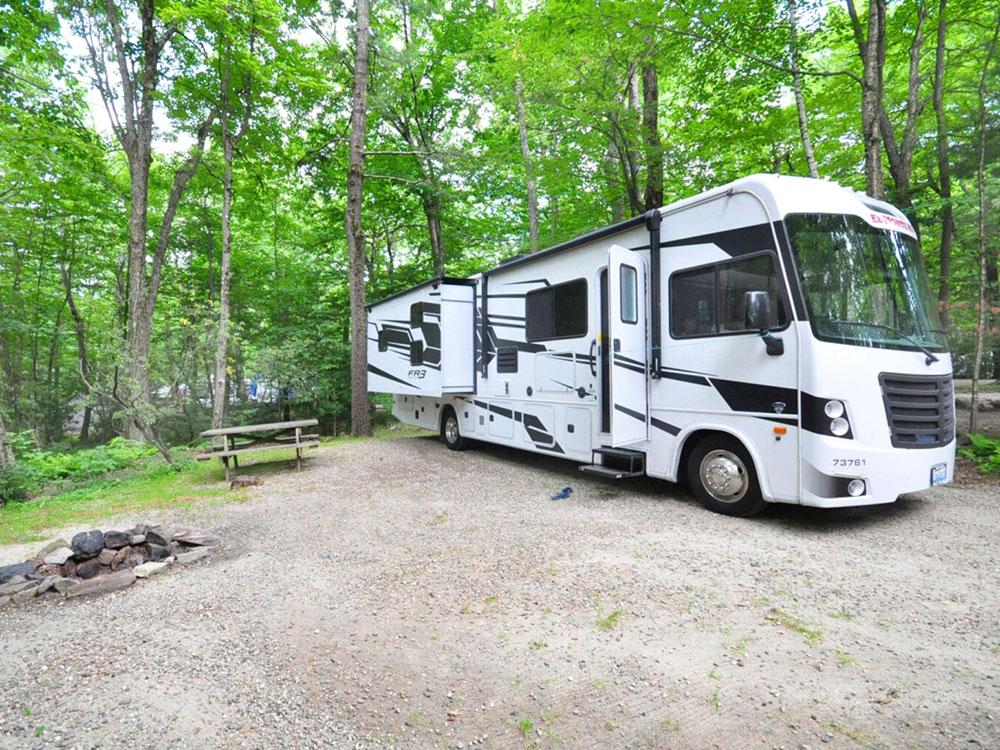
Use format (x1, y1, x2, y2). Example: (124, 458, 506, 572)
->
(514, 76, 539, 252)
(212, 42, 235, 431)
(789, 0, 819, 178)
(967, 12, 1000, 431)
(61, 255, 92, 442)
(641, 50, 663, 210)
(845, 0, 886, 198)
(933, 0, 953, 332)
(346, 0, 372, 437)
(0, 407, 14, 470)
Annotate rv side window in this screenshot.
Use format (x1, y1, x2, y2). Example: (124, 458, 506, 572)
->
(377, 330, 389, 352)
(526, 278, 588, 341)
(620, 265, 638, 324)
(410, 340, 424, 365)
(670, 253, 787, 338)
(410, 304, 423, 327)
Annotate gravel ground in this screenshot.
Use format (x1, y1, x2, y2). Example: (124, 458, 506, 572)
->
(1, 435, 998, 749)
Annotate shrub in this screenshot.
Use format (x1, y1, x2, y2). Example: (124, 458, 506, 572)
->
(0, 464, 35, 507)
(22, 437, 157, 485)
(960, 434, 1000, 474)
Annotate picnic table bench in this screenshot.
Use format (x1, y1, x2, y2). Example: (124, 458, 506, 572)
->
(196, 419, 319, 481)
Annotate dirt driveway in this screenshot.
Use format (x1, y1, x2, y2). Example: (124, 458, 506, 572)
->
(1, 436, 998, 749)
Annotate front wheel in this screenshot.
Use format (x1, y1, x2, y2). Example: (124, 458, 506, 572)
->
(687, 435, 766, 517)
(440, 408, 470, 451)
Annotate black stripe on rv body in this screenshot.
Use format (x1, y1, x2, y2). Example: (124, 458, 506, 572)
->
(613, 358, 646, 375)
(367, 364, 419, 388)
(709, 378, 799, 416)
(660, 222, 775, 258)
(659, 369, 711, 386)
(503, 279, 551, 287)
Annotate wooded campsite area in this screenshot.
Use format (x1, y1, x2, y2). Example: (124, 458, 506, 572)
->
(0, 0, 998, 471)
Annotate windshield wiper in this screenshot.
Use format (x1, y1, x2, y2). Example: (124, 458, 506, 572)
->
(823, 318, 939, 365)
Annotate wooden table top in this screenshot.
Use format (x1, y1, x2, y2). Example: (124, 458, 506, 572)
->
(200, 418, 319, 438)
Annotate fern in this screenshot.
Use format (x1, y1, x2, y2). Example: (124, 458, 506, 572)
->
(960, 434, 1000, 474)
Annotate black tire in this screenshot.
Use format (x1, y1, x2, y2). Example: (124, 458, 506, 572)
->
(440, 407, 470, 451)
(687, 435, 767, 517)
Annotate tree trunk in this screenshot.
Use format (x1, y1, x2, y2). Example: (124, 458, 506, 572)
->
(790, 0, 819, 178)
(641, 51, 663, 210)
(422, 188, 445, 277)
(212, 44, 235, 431)
(0, 407, 14, 470)
(62, 259, 92, 442)
(933, 0, 953, 332)
(514, 76, 539, 252)
(861, 0, 886, 198)
(346, 0, 372, 437)
(967, 12, 1000, 431)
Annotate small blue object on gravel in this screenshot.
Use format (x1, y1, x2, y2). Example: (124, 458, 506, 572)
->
(550, 486, 573, 500)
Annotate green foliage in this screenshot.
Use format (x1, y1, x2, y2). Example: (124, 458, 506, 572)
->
(0, 465, 34, 507)
(960, 434, 1000, 473)
(19, 438, 157, 487)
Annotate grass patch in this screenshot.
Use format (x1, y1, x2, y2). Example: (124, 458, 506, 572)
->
(529, 639, 547, 651)
(0, 453, 232, 545)
(708, 691, 721, 712)
(517, 716, 534, 737)
(0, 427, 422, 546)
(834, 649, 855, 665)
(597, 608, 624, 632)
(766, 607, 823, 646)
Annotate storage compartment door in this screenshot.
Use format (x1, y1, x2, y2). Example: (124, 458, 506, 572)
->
(440, 283, 476, 393)
(608, 244, 649, 446)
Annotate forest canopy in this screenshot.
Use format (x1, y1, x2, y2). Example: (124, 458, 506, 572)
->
(0, 0, 997, 452)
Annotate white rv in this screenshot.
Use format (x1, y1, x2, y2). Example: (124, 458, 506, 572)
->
(366, 174, 955, 516)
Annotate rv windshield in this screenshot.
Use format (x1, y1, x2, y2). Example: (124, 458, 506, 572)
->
(786, 213, 946, 352)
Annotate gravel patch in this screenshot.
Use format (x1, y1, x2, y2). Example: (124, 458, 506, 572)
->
(1, 435, 998, 748)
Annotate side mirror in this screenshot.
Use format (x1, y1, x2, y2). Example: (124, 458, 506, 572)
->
(744, 290, 773, 331)
(744, 290, 784, 356)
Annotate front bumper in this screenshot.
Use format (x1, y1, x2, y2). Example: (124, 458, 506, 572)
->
(799, 436, 956, 509)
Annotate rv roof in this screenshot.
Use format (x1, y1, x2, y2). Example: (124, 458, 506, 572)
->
(367, 174, 911, 308)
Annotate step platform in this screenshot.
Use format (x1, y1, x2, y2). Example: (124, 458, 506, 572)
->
(578, 446, 646, 479)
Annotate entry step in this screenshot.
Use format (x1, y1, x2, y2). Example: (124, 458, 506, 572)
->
(579, 464, 644, 480)
(591, 446, 645, 474)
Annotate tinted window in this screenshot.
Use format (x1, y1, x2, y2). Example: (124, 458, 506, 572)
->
(378, 330, 389, 352)
(526, 279, 588, 341)
(671, 254, 787, 338)
(620, 265, 638, 324)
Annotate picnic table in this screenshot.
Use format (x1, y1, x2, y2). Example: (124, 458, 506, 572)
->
(196, 419, 320, 481)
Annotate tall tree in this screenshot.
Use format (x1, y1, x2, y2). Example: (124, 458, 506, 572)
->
(212, 18, 256, 431)
(346, 0, 373, 436)
(641, 39, 663, 210)
(789, 0, 819, 178)
(932, 0, 955, 330)
(514, 75, 539, 251)
(72, 0, 214, 444)
(967, 11, 1000, 429)
(847, 0, 887, 198)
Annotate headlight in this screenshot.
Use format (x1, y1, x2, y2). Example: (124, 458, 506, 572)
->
(847, 479, 866, 497)
(830, 418, 850, 436)
(824, 400, 845, 418)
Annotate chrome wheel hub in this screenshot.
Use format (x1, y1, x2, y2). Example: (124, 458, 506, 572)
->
(444, 417, 460, 443)
(700, 450, 749, 503)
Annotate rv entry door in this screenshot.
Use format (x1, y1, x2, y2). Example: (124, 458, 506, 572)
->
(608, 244, 648, 446)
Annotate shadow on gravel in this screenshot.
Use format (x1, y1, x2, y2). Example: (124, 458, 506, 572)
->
(413, 435, 929, 531)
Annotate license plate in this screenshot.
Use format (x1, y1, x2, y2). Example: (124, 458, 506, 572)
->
(931, 463, 947, 486)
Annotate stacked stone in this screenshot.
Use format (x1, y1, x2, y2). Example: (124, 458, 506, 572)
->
(0, 525, 218, 607)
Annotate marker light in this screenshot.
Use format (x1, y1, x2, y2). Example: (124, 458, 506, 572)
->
(824, 400, 845, 418)
(847, 479, 866, 497)
(830, 418, 850, 436)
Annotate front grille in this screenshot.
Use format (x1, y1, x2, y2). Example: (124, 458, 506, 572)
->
(879, 372, 955, 449)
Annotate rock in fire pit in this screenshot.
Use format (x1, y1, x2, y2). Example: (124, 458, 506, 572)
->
(0, 524, 219, 608)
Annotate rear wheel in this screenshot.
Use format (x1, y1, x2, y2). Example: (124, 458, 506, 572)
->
(687, 435, 766, 517)
(440, 407, 470, 451)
